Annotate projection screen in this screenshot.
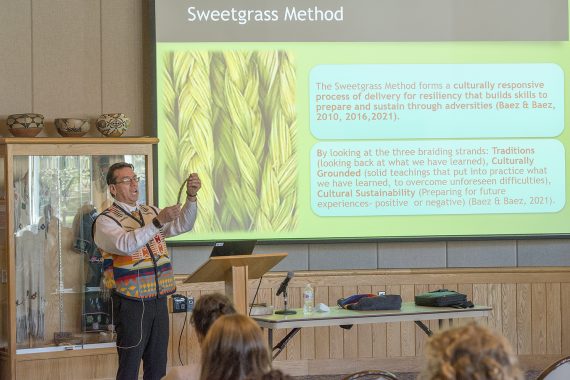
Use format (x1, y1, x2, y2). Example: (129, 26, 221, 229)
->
(155, 0, 569, 242)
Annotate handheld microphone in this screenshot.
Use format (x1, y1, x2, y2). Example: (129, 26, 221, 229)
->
(276, 271, 294, 296)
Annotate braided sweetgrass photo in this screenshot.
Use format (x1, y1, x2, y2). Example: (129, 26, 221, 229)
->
(213, 51, 266, 231)
(255, 51, 298, 231)
(161, 49, 298, 233)
(162, 51, 221, 232)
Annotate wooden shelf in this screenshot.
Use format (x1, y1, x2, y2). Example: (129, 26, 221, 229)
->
(0, 137, 158, 145)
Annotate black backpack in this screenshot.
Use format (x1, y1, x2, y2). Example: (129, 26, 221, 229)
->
(415, 289, 474, 308)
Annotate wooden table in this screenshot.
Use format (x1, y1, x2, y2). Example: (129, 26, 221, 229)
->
(252, 302, 491, 359)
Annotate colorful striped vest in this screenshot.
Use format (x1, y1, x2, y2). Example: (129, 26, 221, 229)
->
(99, 203, 176, 300)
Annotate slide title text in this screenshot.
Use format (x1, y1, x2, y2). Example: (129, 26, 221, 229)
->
(187, 6, 344, 25)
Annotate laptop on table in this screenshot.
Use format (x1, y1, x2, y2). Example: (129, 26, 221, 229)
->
(210, 240, 257, 257)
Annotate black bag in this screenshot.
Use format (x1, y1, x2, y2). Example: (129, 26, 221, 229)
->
(415, 289, 473, 308)
(337, 294, 402, 310)
(348, 295, 402, 311)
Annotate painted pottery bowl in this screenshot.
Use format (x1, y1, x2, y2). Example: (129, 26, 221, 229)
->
(96, 113, 130, 137)
(55, 118, 90, 137)
(7, 113, 44, 137)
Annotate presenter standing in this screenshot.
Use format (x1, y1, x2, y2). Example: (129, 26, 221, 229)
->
(94, 162, 201, 380)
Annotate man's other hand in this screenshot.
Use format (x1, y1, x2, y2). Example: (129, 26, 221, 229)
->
(157, 204, 181, 224)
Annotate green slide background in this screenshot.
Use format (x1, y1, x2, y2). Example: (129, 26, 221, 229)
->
(157, 41, 570, 242)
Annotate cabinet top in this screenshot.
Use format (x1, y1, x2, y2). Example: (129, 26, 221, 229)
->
(0, 137, 159, 145)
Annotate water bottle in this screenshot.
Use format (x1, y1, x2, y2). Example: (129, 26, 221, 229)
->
(303, 283, 314, 314)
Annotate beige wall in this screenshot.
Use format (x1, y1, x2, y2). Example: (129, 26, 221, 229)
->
(0, 0, 152, 138)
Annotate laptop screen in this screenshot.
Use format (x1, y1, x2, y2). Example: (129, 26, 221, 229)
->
(210, 240, 257, 257)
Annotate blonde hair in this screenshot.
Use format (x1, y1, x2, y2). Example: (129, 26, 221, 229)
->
(420, 323, 523, 380)
(199, 314, 271, 380)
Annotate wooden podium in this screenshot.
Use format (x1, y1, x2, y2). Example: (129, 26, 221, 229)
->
(183, 253, 287, 314)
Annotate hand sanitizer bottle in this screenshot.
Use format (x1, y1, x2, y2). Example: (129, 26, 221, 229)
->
(303, 283, 314, 314)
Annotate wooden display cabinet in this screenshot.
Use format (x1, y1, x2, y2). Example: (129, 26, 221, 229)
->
(0, 137, 157, 380)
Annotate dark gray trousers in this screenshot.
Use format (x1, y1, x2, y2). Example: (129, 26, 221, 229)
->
(113, 295, 169, 380)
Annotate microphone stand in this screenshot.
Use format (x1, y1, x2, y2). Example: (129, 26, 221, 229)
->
(275, 289, 296, 315)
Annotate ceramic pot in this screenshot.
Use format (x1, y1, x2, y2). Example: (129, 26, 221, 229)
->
(96, 113, 130, 137)
(7, 113, 44, 137)
(54, 118, 90, 137)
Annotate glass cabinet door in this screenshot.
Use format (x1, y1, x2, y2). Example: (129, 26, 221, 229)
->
(13, 154, 146, 351)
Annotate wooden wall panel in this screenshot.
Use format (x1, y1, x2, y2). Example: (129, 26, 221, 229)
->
(546, 283, 561, 354)
(0, 0, 32, 136)
(356, 285, 373, 358)
(17, 358, 61, 380)
(562, 283, 570, 355)
(59, 356, 96, 380)
(371, 285, 387, 358)
(0, 355, 10, 380)
(413, 284, 429, 355)
(487, 283, 502, 332)
(285, 287, 302, 361)
(441, 283, 457, 330)
(456, 283, 474, 326)
(229, 269, 568, 376)
(16, 353, 117, 380)
(92, 354, 119, 378)
(472, 284, 488, 327)
(400, 284, 415, 357)
(314, 286, 329, 360)
(171, 306, 189, 366)
(0, 0, 149, 138)
(9, 268, 570, 378)
(517, 283, 532, 355)
(328, 286, 343, 359)
(428, 283, 443, 333)
(342, 285, 358, 359)
(532, 283, 547, 354)
(385, 284, 401, 357)
(300, 321, 315, 360)
(271, 286, 287, 362)
(32, 0, 102, 136)
(502, 284, 517, 347)
(101, 0, 147, 136)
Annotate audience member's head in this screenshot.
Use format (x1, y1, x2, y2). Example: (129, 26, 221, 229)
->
(420, 322, 523, 380)
(190, 293, 236, 343)
(163, 293, 237, 380)
(200, 314, 271, 380)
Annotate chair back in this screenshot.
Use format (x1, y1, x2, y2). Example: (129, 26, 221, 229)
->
(537, 356, 570, 380)
(342, 370, 399, 380)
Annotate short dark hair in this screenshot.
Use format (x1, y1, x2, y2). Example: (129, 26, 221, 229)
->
(106, 162, 134, 185)
(190, 293, 236, 341)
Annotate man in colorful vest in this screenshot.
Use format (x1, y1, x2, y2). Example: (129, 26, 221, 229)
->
(94, 162, 200, 380)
